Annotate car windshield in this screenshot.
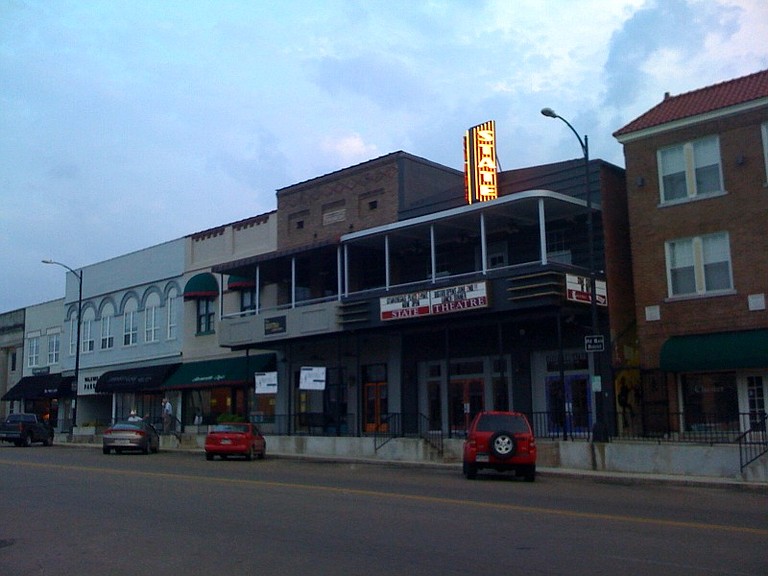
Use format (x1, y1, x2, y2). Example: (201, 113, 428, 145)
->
(476, 414, 530, 433)
(213, 424, 249, 433)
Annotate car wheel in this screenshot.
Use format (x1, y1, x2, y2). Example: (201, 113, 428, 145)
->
(489, 431, 516, 459)
(463, 461, 477, 479)
(205, 452, 213, 461)
(102, 447, 110, 455)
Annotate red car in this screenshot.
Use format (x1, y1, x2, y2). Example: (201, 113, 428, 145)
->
(205, 422, 266, 461)
(462, 411, 537, 481)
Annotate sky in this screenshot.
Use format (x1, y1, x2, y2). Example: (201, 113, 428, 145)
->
(1, 0, 767, 313)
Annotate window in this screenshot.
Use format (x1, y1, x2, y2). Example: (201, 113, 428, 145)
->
(48, 333, 60, 365)
(81, 319, 94, 352)
(196, 298, 215, 334)
(658, 136, 723, 203)
(27, 337, 40, 367)
(665, 232, 733, 297)
(241, 289, 257, 314)
(762, 122, 768, 183)
(144, 293, 161, 343)
(69, 316, 78, 356)
(124, 310, 138, 346)
(101, 314, 114, 349)
(167, 293, 178, 340)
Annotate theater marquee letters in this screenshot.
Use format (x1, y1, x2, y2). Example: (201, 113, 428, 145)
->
(380, 281, 490, 321)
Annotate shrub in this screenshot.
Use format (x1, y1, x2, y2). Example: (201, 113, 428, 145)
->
(216, 413, 245, 423)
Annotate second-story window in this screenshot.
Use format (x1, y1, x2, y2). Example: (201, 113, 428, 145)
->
(196, 298, 215, 334)
(665, 231, 733, 298)
(82, 319, 94, 352)
(241, 289, 257, 313)
(124, 310, 138, 346)
(101, 314, 114, 349)
(658, 135, 723, 203)
(762, 121, 768, 183)
(145, 305, 159, 343)
(167, 293, 178, 340)
(27, 336, 40, 367)
(48, 333, 60, 365)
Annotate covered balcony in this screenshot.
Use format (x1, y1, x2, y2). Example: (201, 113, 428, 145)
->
(215, 188, 603, 347)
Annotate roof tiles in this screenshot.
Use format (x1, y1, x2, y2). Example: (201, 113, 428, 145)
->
(614, 69, 768, 137)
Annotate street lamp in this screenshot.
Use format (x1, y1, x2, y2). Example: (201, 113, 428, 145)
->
(540, 107, 605, 440)
(42, 259, 82, 430)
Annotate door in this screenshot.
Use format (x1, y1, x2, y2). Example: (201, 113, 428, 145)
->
(449, 378, 484, 435)
(747, 376, 766, 430)
(364, 382, 388, 433)
(546, 375, 592, 436)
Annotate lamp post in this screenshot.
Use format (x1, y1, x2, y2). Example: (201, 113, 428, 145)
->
(42, 259, 82, 430)
(540, 108, 605, 440)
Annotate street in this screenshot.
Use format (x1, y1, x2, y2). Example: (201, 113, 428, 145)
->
(0, 445, 766, 575)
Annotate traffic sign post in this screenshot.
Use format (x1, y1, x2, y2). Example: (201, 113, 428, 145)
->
(585, 335, 604, 352)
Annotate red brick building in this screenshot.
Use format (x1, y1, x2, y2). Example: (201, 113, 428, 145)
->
(613, 69, 768, 438)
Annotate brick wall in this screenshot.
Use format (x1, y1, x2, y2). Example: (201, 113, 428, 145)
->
(622, 107, 768, 368)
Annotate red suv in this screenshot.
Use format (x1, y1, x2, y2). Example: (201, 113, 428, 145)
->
(462, 411, 537, 481)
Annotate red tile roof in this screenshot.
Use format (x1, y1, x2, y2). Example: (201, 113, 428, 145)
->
(614, 69, 768, 138)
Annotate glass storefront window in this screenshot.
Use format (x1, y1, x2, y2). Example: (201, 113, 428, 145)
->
(682, 373, 738, 432)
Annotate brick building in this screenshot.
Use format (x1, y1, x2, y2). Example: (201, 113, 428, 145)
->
(613, 69, 768, 438)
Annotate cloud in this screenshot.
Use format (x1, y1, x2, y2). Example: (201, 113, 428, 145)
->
(320, 133, 380, 166)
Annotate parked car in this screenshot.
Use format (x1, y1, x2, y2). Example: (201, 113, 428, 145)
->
(0, 413, 54, 447)
(102, 420, 160, 455)
(205, 422, 266, 461)
(462, 411, 537, 481)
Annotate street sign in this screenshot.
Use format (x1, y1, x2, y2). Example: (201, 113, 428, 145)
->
(585, 335, 604, 352)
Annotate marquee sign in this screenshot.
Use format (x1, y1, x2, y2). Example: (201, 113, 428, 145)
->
(464, 120, 498, 204)
(380, 281, 490, 321)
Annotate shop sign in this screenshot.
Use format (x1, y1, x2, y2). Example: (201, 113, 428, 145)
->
(255, 371, 278, 394)
(566, 274, 608, 306)
(380, 281, 489, 321)
(464, 120, 498, 204)
(299, 366, 326, 390)
(264, 315, 286, 335)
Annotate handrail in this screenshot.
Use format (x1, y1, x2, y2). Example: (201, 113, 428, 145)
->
(737, 412, 768, 472)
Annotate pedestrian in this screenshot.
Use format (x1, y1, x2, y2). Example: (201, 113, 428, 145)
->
(128, 409, 142, 422)
(162, 398, 173, 433)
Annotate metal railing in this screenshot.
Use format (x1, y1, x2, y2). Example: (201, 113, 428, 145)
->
(372, 412, 443, 455)
(737, 412, 768, 471)
(243, 409, 765, 447)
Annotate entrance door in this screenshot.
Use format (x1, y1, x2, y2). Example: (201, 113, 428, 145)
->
(747, 376, 766, 429)
(364, 382, 388, 433)
(546, 375, 592, 437)
(449, 378, 484, 435)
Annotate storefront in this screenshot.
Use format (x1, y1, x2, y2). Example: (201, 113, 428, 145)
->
(162, 354, 276, 426)
(1, 373, 74, 430)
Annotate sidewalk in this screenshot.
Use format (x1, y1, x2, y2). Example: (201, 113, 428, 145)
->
(56, 433, 768, 491)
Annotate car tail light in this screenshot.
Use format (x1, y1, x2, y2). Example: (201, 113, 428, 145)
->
(103, 429, 112, 436)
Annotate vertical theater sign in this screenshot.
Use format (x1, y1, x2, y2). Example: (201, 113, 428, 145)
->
(464, 120, 498, 204)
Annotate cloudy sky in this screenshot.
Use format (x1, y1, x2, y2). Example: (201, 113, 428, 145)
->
(1, 0, 766, 313)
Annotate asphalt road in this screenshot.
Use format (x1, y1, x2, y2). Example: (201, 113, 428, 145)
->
(0, 444, 766, 576)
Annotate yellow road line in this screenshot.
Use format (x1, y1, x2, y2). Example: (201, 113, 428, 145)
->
(3, 459, 767, 537)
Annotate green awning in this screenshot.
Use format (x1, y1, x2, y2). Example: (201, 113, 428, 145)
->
(660, 329, 768, 372)
(227, 275, 255, 290)
(162, 354, 276, 390)
(183, 273, 219, 300)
